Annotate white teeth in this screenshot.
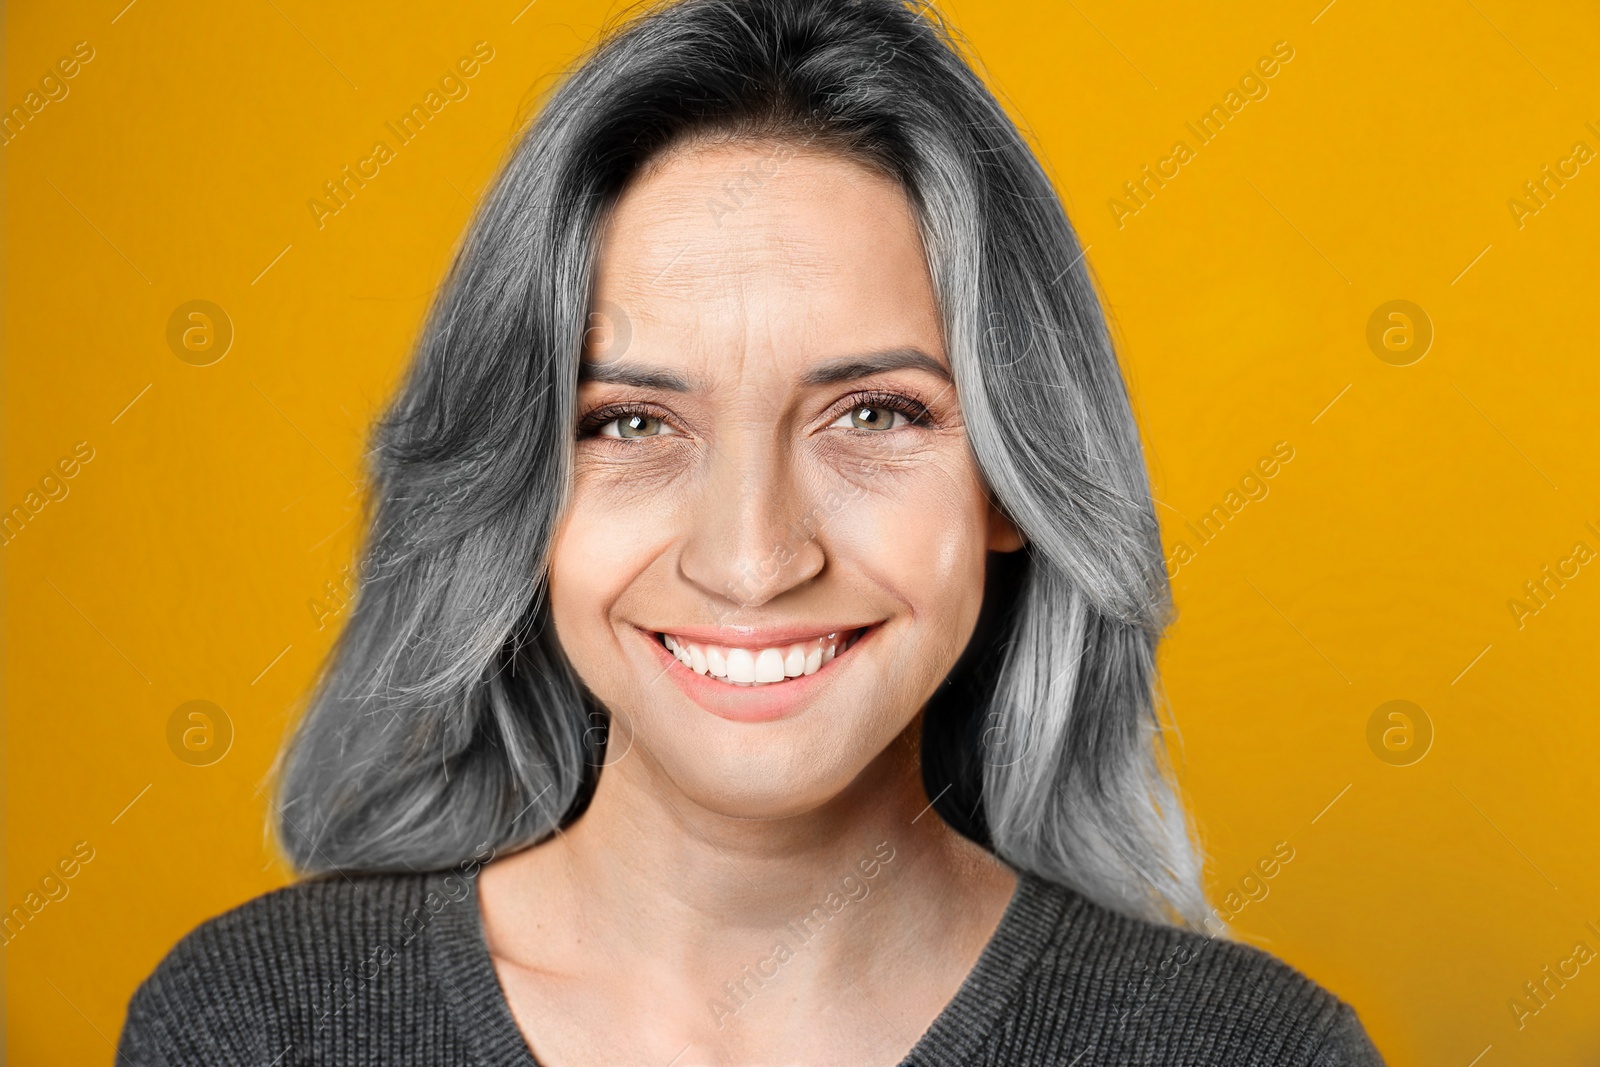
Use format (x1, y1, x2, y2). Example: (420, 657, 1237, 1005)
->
(658, 629, 863, 687)
(725, 648, 756, 684)
(754, 648, 785, 683)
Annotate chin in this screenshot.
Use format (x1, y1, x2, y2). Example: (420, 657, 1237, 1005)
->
(680, 774, 845, 821)
(619, 711, 905, 822)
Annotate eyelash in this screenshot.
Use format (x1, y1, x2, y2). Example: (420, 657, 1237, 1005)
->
(576, 402, 678, 439)
(575, 389, 937, 439)
(829, 389, 935, 431)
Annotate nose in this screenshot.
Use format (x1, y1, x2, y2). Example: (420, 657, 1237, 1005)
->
(676, 438, 827, 610)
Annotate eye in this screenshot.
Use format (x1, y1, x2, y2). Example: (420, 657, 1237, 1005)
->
(832, 405, 907, 432)
(826, 392, 931, 433)
(597, 412, 678, 439)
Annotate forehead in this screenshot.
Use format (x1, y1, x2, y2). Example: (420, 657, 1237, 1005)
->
(585, 139, 946, 374)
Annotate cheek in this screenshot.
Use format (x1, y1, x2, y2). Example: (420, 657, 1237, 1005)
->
(547, 471, 677, 656)
(828, 451, 991, 629)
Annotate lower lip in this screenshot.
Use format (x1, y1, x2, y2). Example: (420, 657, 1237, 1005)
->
(639, 625, 877, 724)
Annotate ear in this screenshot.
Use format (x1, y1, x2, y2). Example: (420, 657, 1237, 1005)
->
(986, 501, 1025, 553)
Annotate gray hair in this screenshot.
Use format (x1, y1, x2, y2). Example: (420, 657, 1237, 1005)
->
(275, 0, 1209, 929)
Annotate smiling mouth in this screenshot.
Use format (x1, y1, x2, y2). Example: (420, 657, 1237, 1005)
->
(656, 628, 870, 686)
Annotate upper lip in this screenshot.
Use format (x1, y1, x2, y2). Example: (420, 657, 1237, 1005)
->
(644, 622, 879, 646)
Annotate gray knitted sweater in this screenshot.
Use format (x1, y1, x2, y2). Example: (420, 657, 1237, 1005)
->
(118, 869, 1384, 1065)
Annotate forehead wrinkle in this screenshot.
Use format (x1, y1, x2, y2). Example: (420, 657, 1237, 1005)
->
(593, 142, 941, 411)
(644, 218, 840, 301)
(621, 156, 854, 284)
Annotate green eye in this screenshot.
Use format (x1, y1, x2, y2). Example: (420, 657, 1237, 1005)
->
(833, 405, 907, 432)
(601, 413, 675, 439)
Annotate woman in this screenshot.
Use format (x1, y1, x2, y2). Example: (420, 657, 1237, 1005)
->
(120, 0, 1384, 1063)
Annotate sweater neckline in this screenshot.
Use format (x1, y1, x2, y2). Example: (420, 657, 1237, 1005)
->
(428, 864, 1071, 1067)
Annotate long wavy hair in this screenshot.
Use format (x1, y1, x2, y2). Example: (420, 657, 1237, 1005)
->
(274, 0, 1209, 928)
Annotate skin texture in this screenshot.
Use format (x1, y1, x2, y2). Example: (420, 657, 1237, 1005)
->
(477, 138, 1024, 1067)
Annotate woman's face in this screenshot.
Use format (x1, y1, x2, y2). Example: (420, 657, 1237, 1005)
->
(547, 138, 1021, 820)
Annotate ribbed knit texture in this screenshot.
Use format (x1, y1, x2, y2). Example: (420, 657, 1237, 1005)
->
(118, 869, 1385, 1065)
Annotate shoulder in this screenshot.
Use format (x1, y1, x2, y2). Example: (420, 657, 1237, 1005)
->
(116, 871, 481, 1066)
(995, 874, 1385, 1066)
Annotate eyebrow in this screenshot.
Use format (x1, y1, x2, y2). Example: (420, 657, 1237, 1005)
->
(799, 347, 952, 386)
(577, 361, 694, 391)
(575, 346, 952, 392)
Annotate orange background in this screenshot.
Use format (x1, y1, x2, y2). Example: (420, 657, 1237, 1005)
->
(6, 0, 1599, 1063)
